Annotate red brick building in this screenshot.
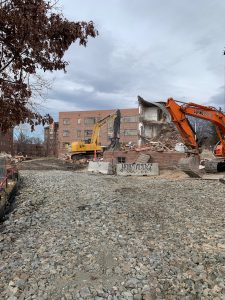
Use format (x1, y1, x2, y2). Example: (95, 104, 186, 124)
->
(44, 122, 59, 157)
(58, 108, 139, 156)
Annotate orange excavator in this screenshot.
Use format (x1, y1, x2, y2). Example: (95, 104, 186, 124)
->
(166, 98, 225, 177)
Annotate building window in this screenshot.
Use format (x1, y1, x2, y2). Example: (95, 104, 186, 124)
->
(84, 117, 96, 125)
(63, 118, 70, 125)
(84, 130, 93, 137)
(63, 130, 70, 137)
(123, 116, 138, 123)
(117, 157, 126, 163)
(77, 118, 81, 124)
(124, 129, 137, 136)
(77, 130, 81, 138)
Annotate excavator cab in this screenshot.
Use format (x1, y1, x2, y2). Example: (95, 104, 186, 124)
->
(213, 141, 224, 157)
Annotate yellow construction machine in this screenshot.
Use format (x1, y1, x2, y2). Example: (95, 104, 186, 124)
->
(70, 110, 120, 160)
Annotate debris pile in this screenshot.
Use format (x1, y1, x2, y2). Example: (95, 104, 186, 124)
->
(140, 124, 182, 152)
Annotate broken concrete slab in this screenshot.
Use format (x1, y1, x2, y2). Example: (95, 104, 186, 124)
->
(116, 163, 159, 176)
(88, 161, 113, 175)
(135, 153, 150, 163)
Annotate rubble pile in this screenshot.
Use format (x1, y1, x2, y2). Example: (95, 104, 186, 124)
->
(141, 124, 182, 152)
(0, 152, 32, 164)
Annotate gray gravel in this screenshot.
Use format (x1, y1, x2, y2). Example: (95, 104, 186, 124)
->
(1, 169, 225, 299)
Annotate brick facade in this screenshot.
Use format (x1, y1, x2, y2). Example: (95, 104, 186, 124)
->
(103, 150, 185, 169)
(58, 108, 139, 156)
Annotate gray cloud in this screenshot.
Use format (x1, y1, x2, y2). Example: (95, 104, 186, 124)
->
(38, 0, 225, 123)
(209, 87, 225, 108)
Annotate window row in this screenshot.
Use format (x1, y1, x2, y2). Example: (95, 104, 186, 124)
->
(63, 129, 138, 137)
(62, 116, 138, 125)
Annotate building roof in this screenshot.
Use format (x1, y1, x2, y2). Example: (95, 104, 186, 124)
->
(138, 96, 171, 122)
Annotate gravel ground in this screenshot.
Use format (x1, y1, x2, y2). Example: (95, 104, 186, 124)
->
(18, 158, 86, 171)
(1, 165, 225, 299)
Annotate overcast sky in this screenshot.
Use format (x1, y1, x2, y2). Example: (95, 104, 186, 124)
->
(38, 0, 225, 122)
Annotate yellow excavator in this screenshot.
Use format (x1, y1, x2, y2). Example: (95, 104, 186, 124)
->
(70, 110, 120, 160)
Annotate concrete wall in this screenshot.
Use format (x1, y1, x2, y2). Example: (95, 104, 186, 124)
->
(88, 161, 113, 175)
(103, 150, 185, 169)
(144, 123, 164, 139)
(116, 163, 159, 176)
(142, 107, 159, 121)
(138, 98, 169, 146)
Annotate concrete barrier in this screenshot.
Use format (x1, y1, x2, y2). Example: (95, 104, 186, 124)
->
(116, 163, 159, 176)
(88, 161, 114, 175)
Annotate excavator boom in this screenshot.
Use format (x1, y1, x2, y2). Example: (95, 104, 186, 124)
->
(90, 113, 116, 145)
(166, 99, 198, 150)
(166, 98, 225, 175)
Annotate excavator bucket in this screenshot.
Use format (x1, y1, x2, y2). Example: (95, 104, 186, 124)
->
(178, 155, 202, 178)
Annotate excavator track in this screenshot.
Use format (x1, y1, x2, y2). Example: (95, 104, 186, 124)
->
(204, 159, 225, 173)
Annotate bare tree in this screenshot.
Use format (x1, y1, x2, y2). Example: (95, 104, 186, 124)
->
(0, 0, 98, 131)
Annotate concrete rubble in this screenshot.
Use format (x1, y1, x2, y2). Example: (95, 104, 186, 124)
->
(88, 161, 114, 175)
(139, 124, 182, 152)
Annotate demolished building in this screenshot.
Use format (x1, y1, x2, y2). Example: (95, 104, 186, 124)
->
(103, 96, 184, 170)
(138, 96, 182, 151)
(138, 95, 171, 145)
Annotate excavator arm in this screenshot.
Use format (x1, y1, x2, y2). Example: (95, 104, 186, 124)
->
(166, 98, 225, 156)
(166, 98, 198, 151)
(166, 98, 225, 176)
(90, 113, 116, 145)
